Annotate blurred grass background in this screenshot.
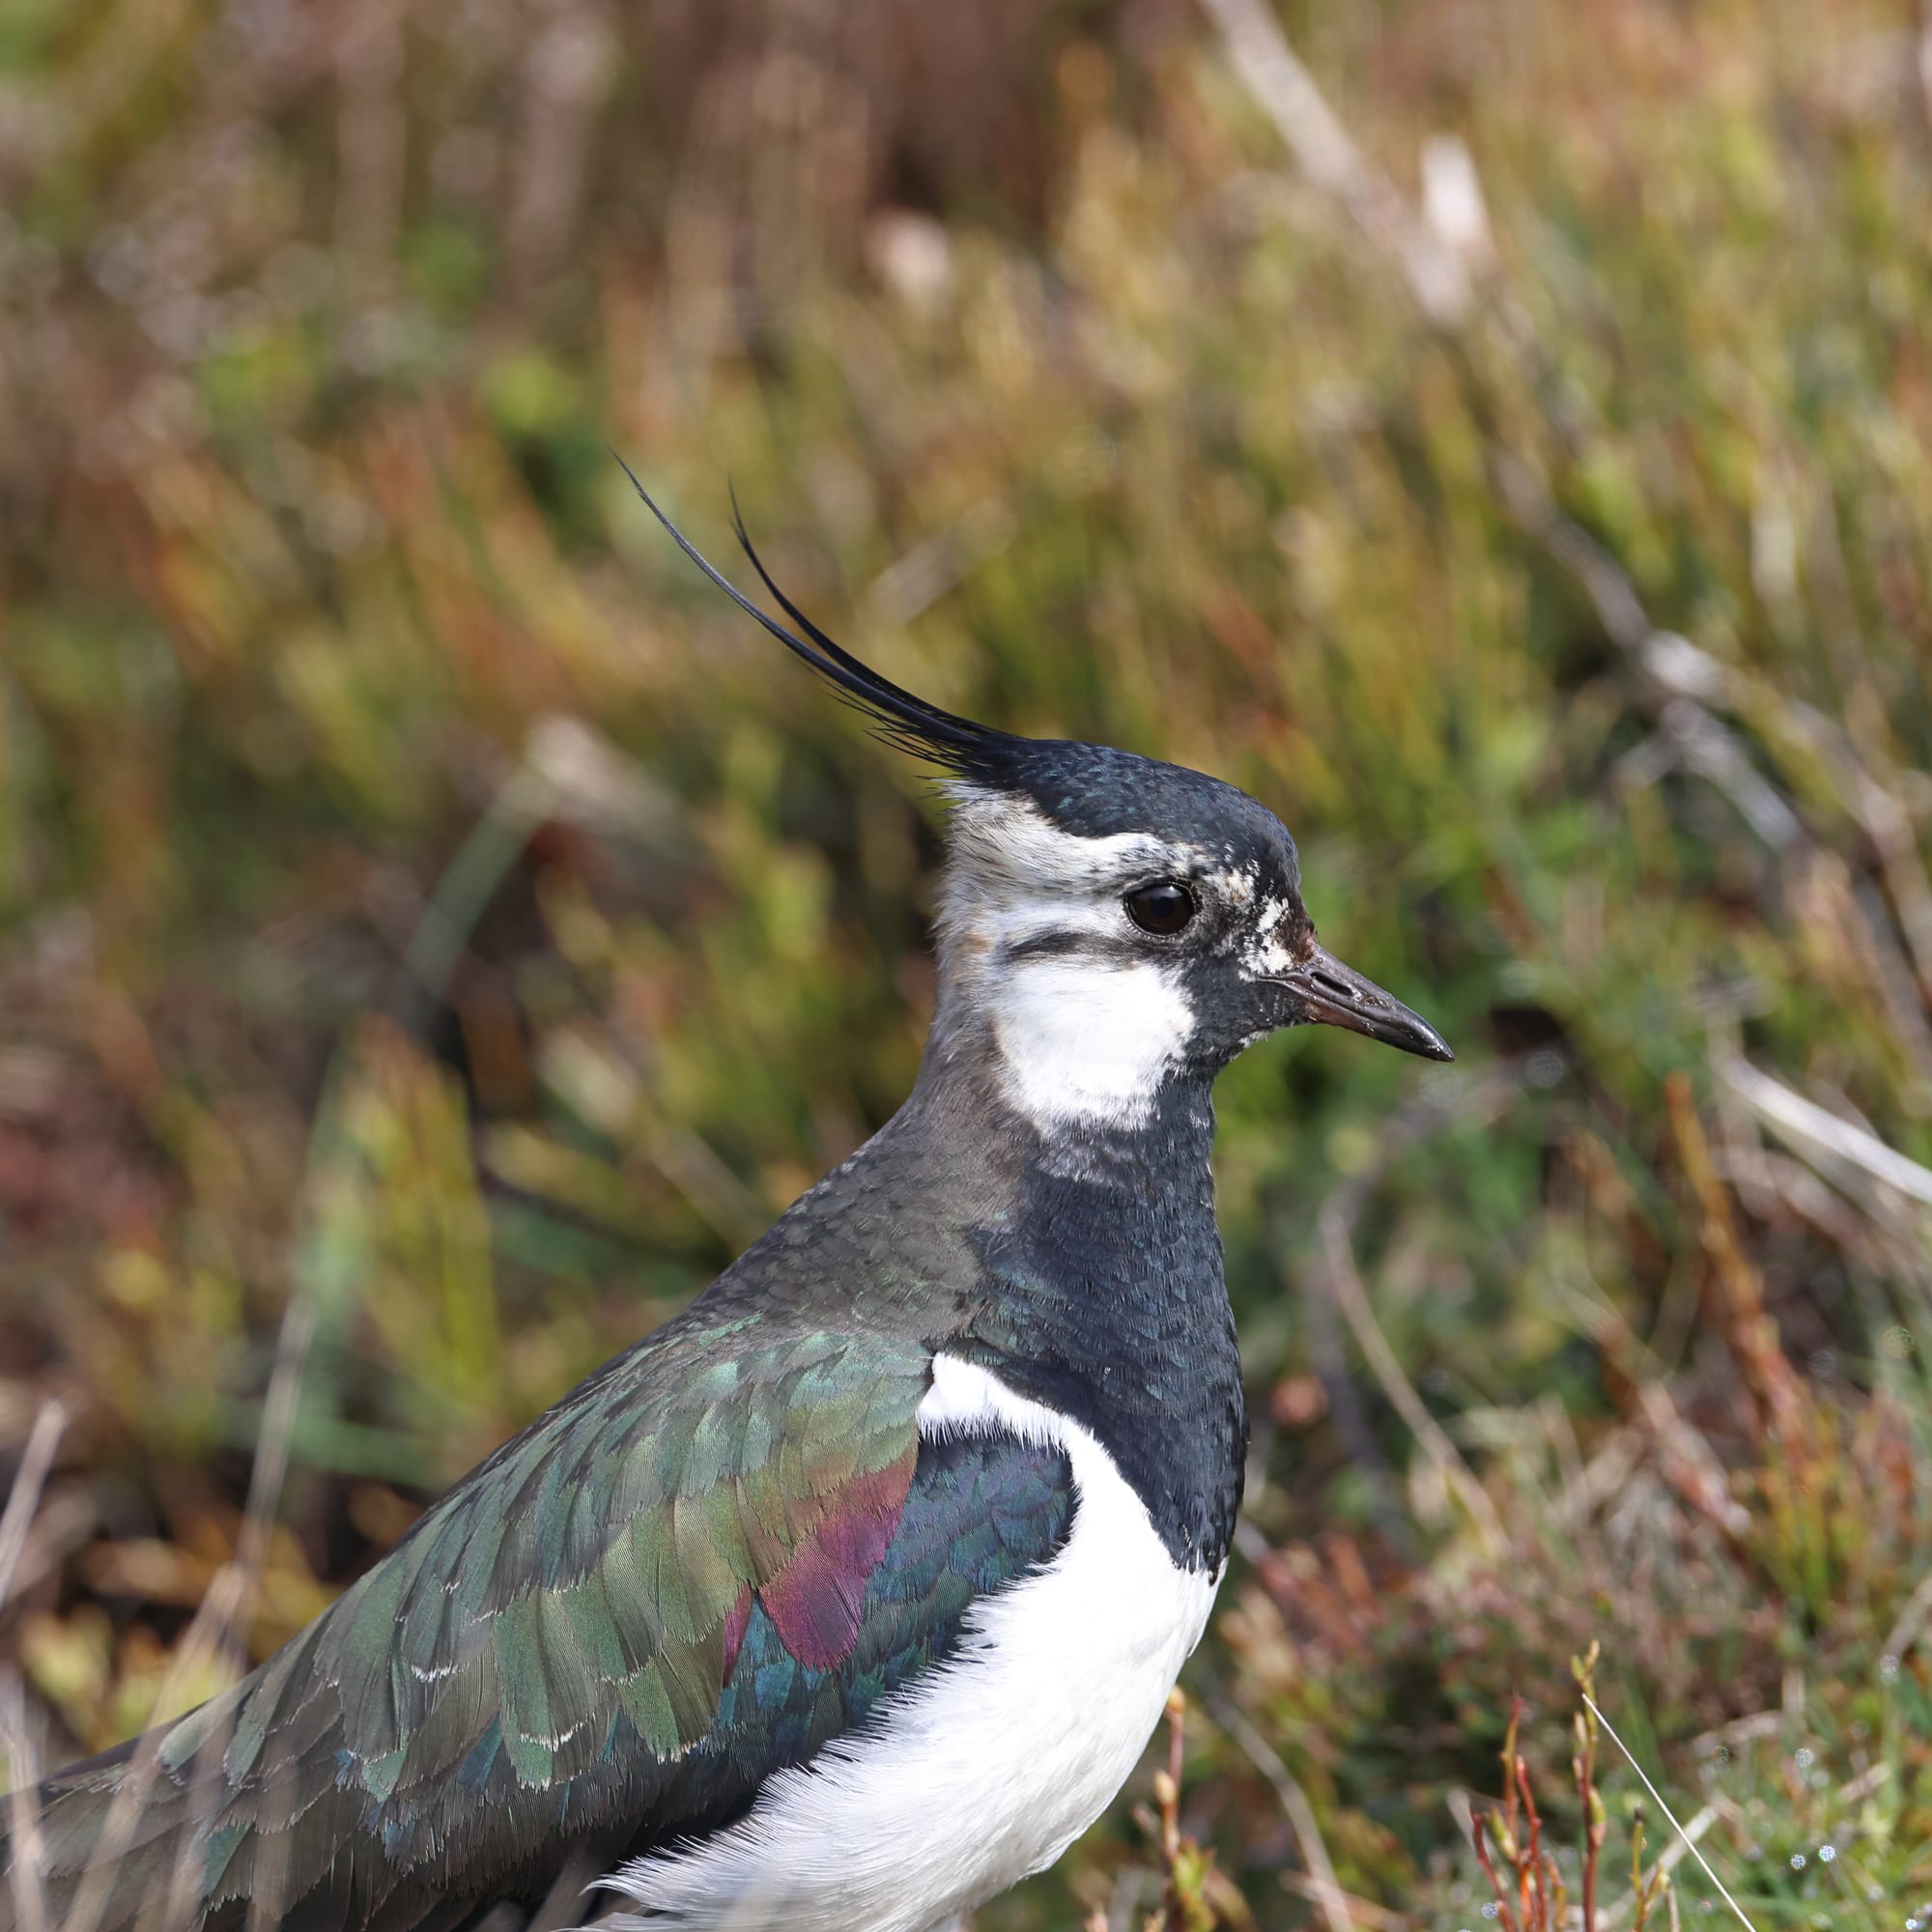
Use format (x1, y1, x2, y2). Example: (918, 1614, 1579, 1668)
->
(5, 0, 1932, 1921)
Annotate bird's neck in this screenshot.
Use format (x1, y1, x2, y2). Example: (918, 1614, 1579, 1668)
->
(901, 1008, 1224, 1209)
(728, 1017, 1248, 1572)
(895, 1039, 1248, 1573)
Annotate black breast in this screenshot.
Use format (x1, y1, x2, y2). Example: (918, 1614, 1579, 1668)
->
(959, 1086, 1248, 1573)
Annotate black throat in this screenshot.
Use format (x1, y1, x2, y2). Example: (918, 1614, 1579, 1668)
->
(960, 1077, 1248, 1574)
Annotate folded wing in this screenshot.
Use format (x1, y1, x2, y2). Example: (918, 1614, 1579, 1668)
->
(19, 1318, 1071, 1932)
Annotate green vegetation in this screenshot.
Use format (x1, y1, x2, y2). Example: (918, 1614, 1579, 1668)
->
(4, 0, 1932, 1921)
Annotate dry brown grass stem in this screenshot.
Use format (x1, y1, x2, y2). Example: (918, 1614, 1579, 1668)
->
(1575, 1670, 1605, 1932)
(1663, 1077, 1805, 1447)
(1277, 1875, 1405, 1932)
(59, 1565, 242, 1932)
(0, 1404, 69, 1619)
(1722, 1057, 1932, 1210)
(2, 1672, 49, 1932)
(1149, 1690, 1189, 1932)
(1319, 1202, 1507, 1555)
(1881, 1564, 1932, 1665)
(1195, 0, 1473, 325)
(229, 1293, 321, 1652)
(1204, 1692, 1355, 1932)
(0, 1405, 67, 1932)
(155, 1291, 321, 1931)
(1300, 1061, 1526, 1556)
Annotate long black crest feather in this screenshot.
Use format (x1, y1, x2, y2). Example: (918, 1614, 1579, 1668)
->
(615, 455, 1031, 784)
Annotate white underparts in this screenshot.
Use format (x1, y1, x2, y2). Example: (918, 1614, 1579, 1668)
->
(599, 1355, 1221, 1932)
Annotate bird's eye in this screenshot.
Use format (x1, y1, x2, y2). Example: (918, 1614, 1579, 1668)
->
(1124, 882, 1197, 936)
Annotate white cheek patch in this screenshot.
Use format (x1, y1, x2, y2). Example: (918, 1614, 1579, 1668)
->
(986, 952, 1195, 1133)
(933, 788, 1210, 1132)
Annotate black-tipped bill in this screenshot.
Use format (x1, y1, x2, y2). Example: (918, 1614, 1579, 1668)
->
(1277, 944, 1453, 1062)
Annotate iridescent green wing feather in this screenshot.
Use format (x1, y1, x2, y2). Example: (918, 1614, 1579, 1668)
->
(26, 1313, 931, 1932)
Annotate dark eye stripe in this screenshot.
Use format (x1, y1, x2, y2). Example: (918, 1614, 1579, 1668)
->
(1003, 929, 1136, 964)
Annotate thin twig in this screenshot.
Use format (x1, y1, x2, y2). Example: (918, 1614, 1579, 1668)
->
(1881, 1565, 1932, 1664)
(231, 1293, 320, 1636)
(0, 1406, 66, 1932)
(2, 1670, 49, 1932)
(1287, 1061, 1526, 1555)
(1580, 1694, 1758, 1932)
(388, 764, 554, 1034)
(1577, 1702, 1604, 1931)
(1721, 1057, 1932, 1209)
(0, 1400, 68, 1614)
(1138, 1692, 1191, 1932)
(1279, 1875, 1405, 1931)
(1321, 1203, 1507, 1554)
(1196, 0, 1472, 325)
(61, 1564, 247, 1932)
(1919, 0, 1932, 133)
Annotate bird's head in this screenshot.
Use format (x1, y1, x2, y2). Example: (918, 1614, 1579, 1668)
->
(628, 473, 1450, 1139)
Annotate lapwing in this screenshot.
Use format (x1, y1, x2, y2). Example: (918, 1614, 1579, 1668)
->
(13, 480, 1450, 1932)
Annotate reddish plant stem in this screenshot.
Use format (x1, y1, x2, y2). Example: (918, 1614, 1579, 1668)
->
(1514, 1753, 1545, 1930)
(1473, 1819, 1523, 1932)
